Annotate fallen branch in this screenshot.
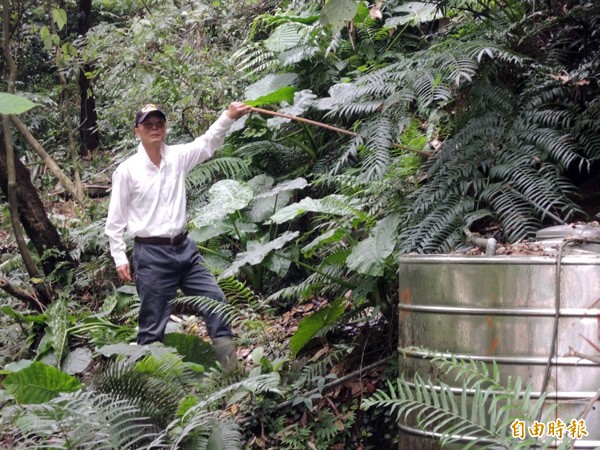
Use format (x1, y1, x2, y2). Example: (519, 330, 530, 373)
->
(249, 106, 432, 157)
(238, 357, 389, 426)
(0, 276, 45, 312)
(567, 346, 600, 365)
(10, 115, 85, 205)
(569, 386, 600, 450)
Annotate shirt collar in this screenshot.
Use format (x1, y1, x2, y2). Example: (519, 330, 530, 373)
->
(137, 142, 166, 168)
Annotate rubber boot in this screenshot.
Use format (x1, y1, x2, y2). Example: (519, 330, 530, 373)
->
(212, 336, 238, 373)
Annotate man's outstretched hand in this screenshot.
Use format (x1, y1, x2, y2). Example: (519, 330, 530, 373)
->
(116, 263, 132, 282)
(226, 102, 252, 120)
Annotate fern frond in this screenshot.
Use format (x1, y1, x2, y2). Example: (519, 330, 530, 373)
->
(267, 264, 349, 304)
(399, 194, 475, 253)
(359, 116, 394, 181)
(362, 350, 563, 449)
(173, 295, 241, 328)
(186, 157, 251, 190)
(166, 411, 240, 450)
(205, 418, 242, 450)
(291, 345, 348, 392)
(217, 276, 261, 307)
(93, 357, 184, 428)
(329, 135, 364, 175)
(479, 185, 541, 241)
(12, 391, 164, 449)
(233, 42, 278, 77)
(187, 372, 282, 415)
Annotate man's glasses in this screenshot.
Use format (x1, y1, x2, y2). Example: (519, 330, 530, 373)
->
(139, 120, 166, 130)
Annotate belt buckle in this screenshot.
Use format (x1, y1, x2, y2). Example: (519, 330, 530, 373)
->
(170, 235, 177, 245)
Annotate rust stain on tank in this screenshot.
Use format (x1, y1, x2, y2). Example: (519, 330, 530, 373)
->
(487, 336, 500, 355)
(400, 288, 411, 321)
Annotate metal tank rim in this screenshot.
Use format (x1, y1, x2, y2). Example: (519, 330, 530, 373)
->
(398, 254, 600, 265)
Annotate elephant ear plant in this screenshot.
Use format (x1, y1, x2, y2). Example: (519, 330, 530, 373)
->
(189, 175, 402, 357)
(189, 175, 308, 290)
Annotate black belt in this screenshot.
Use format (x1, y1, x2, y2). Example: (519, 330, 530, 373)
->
(134, 231, 188, 246)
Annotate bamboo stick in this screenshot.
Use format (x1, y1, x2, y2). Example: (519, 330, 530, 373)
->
(249, 106, 359, 137)
(248, 106, 432, 157)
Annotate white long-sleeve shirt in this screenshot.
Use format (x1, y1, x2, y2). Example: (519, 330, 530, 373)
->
(105, 111, 235, 267)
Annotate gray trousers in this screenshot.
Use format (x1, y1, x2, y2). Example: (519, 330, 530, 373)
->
(132, 238, 232, 345)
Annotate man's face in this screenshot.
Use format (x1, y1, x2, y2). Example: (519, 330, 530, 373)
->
(135, 112, 167, 145)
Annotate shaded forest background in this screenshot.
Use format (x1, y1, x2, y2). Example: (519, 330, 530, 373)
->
(0, 0, 599, 449)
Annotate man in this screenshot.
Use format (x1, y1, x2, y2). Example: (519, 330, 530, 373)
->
(105, 101, 251, 370)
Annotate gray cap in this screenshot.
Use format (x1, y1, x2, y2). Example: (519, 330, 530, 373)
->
(135, 104, 166, 126)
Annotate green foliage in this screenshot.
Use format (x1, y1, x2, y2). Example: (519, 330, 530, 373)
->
(7, 391, 160, 449)
(186, 157, 252, 192)
(320, 0, 357, 33)
(189, 176, 309, 290)
(276, 406, 356, 449)
(4, 1, 600, 448)
(243, 73, 299, 106)
(172, 295, 243, 331)
(290, 297, 346, 357)
(44, 294, 69, 365)
(346, 214, 401, 276)
(362, 349, 572, 449)
(163, 332, 215, 368)
(0, 93, 40, 114)
(2, 361, 83, 404)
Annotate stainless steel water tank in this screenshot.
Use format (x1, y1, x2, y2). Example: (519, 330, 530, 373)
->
(398, 225, 600, 449)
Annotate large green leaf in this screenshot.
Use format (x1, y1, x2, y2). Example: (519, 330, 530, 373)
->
(263, 249, 292, 277)
(0, 93, 40, 115)
(290, 297, 346, 357)
(192, 180, 254, 227)
(46, 295, 69, 366)
(0, 305, 46, 324)
(320, 0, 357, 33)
(244, 86, 297, 107)
(247, 177, 308, 222)
(255, 177, 308, 198)
(189, 221, 235, 243)
(163, 333, 214, 368)
(264, 90, 317, 128)
(268, 194, 362, 224)
(244, 73, 298, 101)
(347, 214, 401, 276)
(218, 231, 299, 279)
(2, 361, 83, 404)
(96, 342, 177, 360)
(61, 347, 93, 375)
(51, 8, 67, 30)
(385, 2, 441, 27)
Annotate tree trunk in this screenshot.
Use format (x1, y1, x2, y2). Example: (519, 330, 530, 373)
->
(2, 0, 53, 308)
(0, 138, 74, 277)
(78, 0, 100, 156)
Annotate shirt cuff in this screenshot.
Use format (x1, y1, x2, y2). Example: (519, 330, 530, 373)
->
(220, 110, 237, 124)
(113, 253, 129, 268)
